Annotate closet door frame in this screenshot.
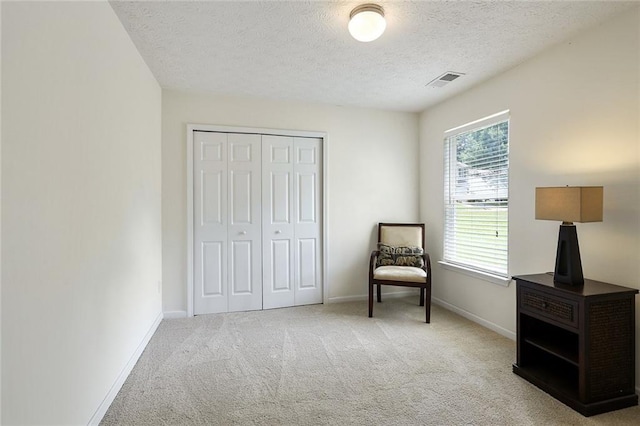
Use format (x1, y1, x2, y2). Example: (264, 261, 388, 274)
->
(186, 124, 328, 317)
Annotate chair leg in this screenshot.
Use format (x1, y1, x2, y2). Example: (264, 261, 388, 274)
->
(419, 288, 425, 306)
(425, 284, 432, 323)
(368, 280, 374, 318)
(376, 284, 382, 303)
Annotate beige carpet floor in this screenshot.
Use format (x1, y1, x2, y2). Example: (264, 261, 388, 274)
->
(101, 297, 640, 425)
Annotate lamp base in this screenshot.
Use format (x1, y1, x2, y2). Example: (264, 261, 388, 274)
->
(554, 223, 584, 285)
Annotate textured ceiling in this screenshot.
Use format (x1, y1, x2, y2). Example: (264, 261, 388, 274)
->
(110, 1, 636, 112)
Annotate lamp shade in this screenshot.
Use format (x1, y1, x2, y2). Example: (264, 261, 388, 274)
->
(348, 4, 386, 42)
(535, 186, 603, 223)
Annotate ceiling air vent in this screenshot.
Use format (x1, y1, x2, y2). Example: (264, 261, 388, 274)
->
(427, 72, 465, 88)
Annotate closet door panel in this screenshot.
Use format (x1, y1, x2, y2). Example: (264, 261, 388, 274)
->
(228, 133, 262, 312)
(262, 135, 295, 309)
(202, 171, 224, 224)
(297, 238, 318, 289)
(230, 240, 253, 293)
(294, 137, 323, 306)
(194, 131, 228, 314)
(271, 240, 292, 291)
(201, 242, 224, 295)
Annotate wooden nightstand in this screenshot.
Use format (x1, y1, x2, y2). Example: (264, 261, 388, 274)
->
(512, 273, 638, 416)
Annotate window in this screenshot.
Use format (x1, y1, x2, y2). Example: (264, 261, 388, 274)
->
(443, 111, 509, 280)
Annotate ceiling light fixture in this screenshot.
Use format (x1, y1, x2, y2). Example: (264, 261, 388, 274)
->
(348, 4, 386, 42)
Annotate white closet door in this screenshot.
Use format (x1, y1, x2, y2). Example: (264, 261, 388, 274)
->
(262, 135, 295, 309)
(192, 128, 322, 315)
(294, 137, 323, 305)
(227, 133, 262, 312)
(194, 131, 228, 315)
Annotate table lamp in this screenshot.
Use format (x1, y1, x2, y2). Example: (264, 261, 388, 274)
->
(535, 186, 603, 285)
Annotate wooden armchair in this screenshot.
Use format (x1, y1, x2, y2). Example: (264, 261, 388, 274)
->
(368, 223, 432, 323)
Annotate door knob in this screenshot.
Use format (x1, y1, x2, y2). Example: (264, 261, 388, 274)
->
(275, 230, 282, 234)
(240, 231, 247, 235)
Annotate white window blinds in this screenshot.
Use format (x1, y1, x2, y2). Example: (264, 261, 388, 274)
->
(443, 111, 509, 278)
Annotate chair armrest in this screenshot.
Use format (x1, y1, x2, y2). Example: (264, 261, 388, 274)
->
(370, 250, 379, 272)
(422, 252, 432, 274)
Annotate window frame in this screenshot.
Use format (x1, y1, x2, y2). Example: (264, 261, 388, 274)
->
(440, 110, 511, 286)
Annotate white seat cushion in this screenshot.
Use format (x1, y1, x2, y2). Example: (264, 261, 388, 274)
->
(373, 266, 427, 283)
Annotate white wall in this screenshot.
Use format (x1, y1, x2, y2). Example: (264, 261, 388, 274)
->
(162, 91, 419, 314)
(420, 7, 639, 356)
(1, 2, 162, 424)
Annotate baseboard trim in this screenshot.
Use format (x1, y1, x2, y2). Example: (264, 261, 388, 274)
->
(327, 290, 419, 304)
(432, 296, 516, 341)
(163, 310, 188, 319)
(88, 311, 163, 425)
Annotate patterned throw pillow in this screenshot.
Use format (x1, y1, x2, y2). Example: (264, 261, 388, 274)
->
(376, 243, 424, 268)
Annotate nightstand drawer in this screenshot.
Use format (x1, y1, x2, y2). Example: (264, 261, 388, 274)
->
(520, 287, 578, 329)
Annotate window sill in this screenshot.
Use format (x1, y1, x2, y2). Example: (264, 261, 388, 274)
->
(438, 261, 512, 287)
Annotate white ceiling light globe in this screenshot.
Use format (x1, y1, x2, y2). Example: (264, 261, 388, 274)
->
(348, 4, 386, 42)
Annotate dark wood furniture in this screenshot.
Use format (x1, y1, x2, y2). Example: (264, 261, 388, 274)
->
(368, 223, 432, 323)
(513, 273, 638, 416)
